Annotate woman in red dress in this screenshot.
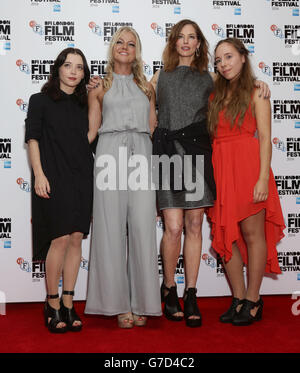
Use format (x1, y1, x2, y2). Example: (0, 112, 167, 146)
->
(208, 38, 285, 326)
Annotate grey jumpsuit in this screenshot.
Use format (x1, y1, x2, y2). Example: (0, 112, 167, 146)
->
(85, 72, 162, 317)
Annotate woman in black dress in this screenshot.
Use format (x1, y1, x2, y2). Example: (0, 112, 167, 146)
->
(25, 48, 93, 333)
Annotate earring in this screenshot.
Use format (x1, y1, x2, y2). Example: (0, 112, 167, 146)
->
(195, 47, 200, 57)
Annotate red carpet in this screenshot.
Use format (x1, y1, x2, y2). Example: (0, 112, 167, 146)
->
(0, 295, 299, 353)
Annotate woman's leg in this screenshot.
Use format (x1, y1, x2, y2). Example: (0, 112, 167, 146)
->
(183, 208, 204, 289)
(161, 208, 184, 317)
(62, 232, 83, 324)
(182, 208, 204, 321)
(240, 209, 267, 315)
(45, 234, 70, 327)
(161, 208, 184, 287)
(222, 242, 246, 303)
(62, 231, 83, 327)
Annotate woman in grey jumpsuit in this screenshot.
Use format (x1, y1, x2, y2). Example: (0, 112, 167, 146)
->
(85, 27, 161, 328)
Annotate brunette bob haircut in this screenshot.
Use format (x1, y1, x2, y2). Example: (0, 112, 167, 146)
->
(41, 47, 90, 106)
(162, 19, 210, 73)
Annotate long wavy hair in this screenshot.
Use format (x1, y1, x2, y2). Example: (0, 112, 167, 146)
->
(41, 47, 90, 106)
(103, 26, 151, 100)
(208, 38, 255, 136)
(162, 19, 209, 73)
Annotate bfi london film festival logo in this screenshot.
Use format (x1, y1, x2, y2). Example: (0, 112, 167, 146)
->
(275, 175, 300, 202)
(212, 23, 255, 53)
(267, 0, 300, 16)
(0, 138, 11, 169)
(143, 61, 152, 77)
(16, 59, 54, 83)
(89, 60, 153, 81)
(0, 217, 11, 249)
(278, 250, 300, 274)
(90, 60, 108, 78)
(158, 254, 185, 284)
(151, 0, 181, 15)
(273, 137, 300, 161)
(16, 257, 88, 283)
(16, 177, 31, 193)
(153, 60, 164, 75)
(29, 20, 75, 47)
(272, 99, 300, 128)
(202, 253, 231, 276)
(16, 99, 28, 113)
(151, 23, 175, 42)
(88, 21, 134, 44)
(270, 24, 300, 49)
(259, 61, 300, 92)
(285, 211, 300, 236)
(0, 20, 11, 55)
(30, 0, 62, 12)
(89, 0, 120, 13)
(211, 0, 242, 15)
(16, 258, 45, 281)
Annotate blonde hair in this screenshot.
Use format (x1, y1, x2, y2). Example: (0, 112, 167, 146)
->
(207, 38, 255, 136)
(103, 26, 151, 100)
(163, 19, 209, 73)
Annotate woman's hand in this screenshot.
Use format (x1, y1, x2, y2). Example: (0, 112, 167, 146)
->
(254, 80, 270, 98)
(253, 178, 268, 203)
(35, 173, 51, 199)
(87, 75, 101, 91)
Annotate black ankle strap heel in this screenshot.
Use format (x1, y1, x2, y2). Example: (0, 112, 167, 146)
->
(232, 297, 264, 326)
(61, 290, 82, 332)
(161, 282, 184, 321)
(219, 297, 244, 323)
(44, 293, 67, 334)
(183, 288, 202, 328)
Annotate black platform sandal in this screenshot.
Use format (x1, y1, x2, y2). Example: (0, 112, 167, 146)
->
(183, 288, 202, 328)
(44, 294, 67, 334)
(232, 297, 263, 326)
(60, 290, 82, 332)
(161, 282, 184, 321)
(219, 297, 244, 323)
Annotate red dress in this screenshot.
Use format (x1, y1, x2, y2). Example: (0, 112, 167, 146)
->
(208, 102, 285, 274)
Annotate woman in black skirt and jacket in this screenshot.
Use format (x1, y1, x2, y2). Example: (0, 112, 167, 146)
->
(25, 48, 94, 333)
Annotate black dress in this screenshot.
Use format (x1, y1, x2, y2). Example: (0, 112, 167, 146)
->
(25, 91, 94, 261)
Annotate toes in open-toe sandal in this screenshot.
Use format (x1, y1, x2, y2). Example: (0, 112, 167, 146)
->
(117, 313, 134, 329)
(44, 294, 67, 334)
(161, 282, 184, 322)
(60, 290, 82, 332)
(183, 288, 202, 328)
(133, 314, 147, 327)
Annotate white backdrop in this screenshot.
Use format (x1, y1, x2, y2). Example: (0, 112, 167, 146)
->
(0, 0, 299, 303)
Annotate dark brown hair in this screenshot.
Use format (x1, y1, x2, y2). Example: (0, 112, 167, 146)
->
(41, 47, 90, 106)
(162, 19, 209, 73)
